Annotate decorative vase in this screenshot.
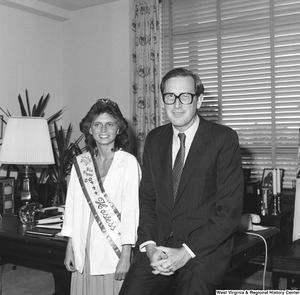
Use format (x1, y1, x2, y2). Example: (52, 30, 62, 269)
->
(19, 202, 42, 225)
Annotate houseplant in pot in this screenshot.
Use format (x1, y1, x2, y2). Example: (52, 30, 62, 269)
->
(0, 90, 64, 205)
(38, 122, 84, 206)
(1, 89, 84, 206)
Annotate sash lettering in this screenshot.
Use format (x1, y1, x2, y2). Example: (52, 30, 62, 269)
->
(74, 153, 121, 258)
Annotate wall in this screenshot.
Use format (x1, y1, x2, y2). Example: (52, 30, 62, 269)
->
(62, 0, 132, 142)
(0, 0, 133, 177)
(0, 4, 63, 125)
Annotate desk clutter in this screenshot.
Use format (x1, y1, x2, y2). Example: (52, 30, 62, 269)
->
(243, 168, 285, 217)
(261, 168, 284, 216)
(24, 206, 64, 237)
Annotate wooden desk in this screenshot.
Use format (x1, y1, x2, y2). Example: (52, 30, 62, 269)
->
(0, 215, 66, 265)
(0, 216, 279, 294)
(229, 226, 279, 272)
(271, 240, 300, 289)
(0, 215, 70, 295)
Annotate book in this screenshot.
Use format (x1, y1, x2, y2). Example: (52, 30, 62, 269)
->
(35, 223, 63, 229)
(35, 215, 64, 225)
(26, 227, 60, 237)
(40, 206, 65, 215)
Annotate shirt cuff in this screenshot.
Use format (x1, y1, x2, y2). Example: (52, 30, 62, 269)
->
(182, 243, 196, 258)
(139, 241, 156, 252)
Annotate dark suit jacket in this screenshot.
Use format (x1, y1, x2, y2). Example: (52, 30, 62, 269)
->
(136, 115, 244, 284)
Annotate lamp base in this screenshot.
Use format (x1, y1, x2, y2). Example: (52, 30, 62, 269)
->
(14, 166, 39, 213)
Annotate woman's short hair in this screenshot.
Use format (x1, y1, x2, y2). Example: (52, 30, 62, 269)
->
(80, 98, 129, 155)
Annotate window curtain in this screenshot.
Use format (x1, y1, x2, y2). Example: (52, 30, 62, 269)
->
(131, 0, 161, 163)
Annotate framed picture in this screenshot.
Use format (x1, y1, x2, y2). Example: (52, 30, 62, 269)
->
(0, 177, 15, 215)
(0, 115, 3, 139)
(262, 168, 284, 190)
(262, 168, 274, 188)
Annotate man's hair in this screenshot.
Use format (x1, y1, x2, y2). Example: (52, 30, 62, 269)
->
(80, 98, 129, 155)
(160, 68, 205, 97)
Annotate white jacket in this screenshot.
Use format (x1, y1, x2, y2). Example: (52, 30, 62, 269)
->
(61, 151, 141, 275)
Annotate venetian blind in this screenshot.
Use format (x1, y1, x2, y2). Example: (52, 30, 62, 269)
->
(161, 0, 300, 188)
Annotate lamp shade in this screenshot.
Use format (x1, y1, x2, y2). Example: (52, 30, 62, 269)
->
(0, 117, 54, 165)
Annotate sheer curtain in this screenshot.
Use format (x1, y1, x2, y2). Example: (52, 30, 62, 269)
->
(131, 0, 161, 163)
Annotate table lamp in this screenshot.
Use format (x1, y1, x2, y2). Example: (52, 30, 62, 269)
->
(0, 117, 54, 212)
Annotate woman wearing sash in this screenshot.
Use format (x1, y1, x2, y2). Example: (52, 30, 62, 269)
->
(61, 99, 141, 295)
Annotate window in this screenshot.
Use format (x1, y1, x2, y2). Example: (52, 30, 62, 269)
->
(161, 0, 300, 188)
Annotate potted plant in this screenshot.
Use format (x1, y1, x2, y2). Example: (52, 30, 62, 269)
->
(0, 89, 64, 188)
(39, 122, 84, 206)
(0, 89, 64, 126)
(1, 89, 84, 206)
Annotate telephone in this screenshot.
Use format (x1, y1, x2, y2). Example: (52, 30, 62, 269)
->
(238, 213, 261, 231)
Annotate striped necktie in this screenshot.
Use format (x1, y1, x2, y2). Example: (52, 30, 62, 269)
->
(172, 133, 186, 201)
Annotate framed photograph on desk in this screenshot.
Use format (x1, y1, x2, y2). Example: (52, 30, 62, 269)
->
(262, 168, 274, 188)
(262, 168, 284, 191)
(0, 177, 15, 215)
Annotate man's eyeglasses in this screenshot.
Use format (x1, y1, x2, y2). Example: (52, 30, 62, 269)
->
(162, 93, 196, 105)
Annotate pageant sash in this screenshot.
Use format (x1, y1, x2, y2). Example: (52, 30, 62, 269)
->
(74, 153, 121, 258)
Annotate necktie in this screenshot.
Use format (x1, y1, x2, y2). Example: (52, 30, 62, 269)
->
(172, 133, 186, 201)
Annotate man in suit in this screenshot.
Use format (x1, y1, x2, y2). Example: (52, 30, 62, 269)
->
(119, 68, 244, 294)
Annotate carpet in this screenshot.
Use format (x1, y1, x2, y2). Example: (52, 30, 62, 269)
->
(1, 259, 54, 295)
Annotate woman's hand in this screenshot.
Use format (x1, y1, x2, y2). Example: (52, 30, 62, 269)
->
(114, 244, 132, 280)
(64, 237, 76, 272)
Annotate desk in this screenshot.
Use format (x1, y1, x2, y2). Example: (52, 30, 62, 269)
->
(0, 216, 70, 295)
(0, 216, 279, 294)
(261, 212, 294, 243)
(0, 216, 66, 264)
(229, 227, 279, 272)
(271, 240, 300, 289)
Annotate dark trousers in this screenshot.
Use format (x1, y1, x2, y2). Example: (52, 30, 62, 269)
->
(119, 252, 216, 295)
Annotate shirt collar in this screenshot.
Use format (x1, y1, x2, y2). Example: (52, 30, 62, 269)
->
(172, 115, 200, 143)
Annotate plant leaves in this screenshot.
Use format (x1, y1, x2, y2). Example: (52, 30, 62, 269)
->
(35, 93, 50, 116)
(25, 89, 31, 116)
(32, 104, 37, 115)
(2, 89, 83, 206)
(18, 93, 28, 116)
(47, 108, 65, 125)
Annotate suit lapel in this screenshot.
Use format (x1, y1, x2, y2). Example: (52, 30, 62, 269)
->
(158, 125, 173, 203)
